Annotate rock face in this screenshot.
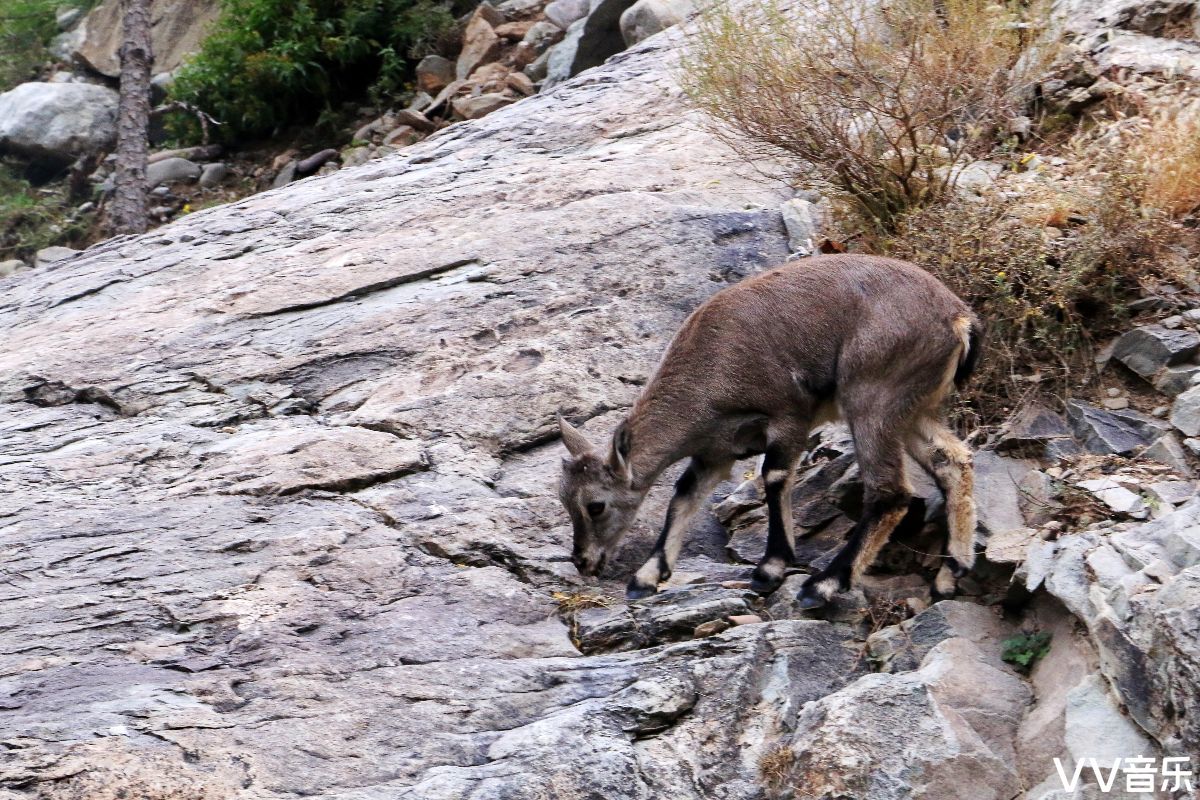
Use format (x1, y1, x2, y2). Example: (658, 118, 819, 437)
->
(1, 7, 1197, 800)
(0, 82, 118, 165)
(71, 0, 222, 78)
(0, 30, 815, 798)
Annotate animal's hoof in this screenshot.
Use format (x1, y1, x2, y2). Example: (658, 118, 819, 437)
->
(749, 573, 784, 596)
(626, 583, 657, 601)
(795, 591, 827, 610)
(948, 557, 972, 578)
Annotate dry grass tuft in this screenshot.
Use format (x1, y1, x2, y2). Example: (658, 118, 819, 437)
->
(880, 171, 1190, 425)
(551, 590, 614, 615)
(680, 0, 1055, 228)
(1128, 102, 1200, 218)
(758, 743, 796, 792)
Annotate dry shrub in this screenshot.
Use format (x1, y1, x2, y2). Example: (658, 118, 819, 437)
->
(680, 0, 1055, 227)
(758, 743, 795, 792)
(1128, 102, 1200, 218)
(882, 172, 1188, 425)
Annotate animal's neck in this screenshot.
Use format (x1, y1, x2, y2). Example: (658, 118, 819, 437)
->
(625, 387, 696, 491)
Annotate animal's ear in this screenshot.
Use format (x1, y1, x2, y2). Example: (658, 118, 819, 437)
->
(608, 420, 632, 483)
(558, 413, 594, 458)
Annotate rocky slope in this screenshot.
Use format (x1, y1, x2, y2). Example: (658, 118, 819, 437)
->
(0, 5, 1198, 800)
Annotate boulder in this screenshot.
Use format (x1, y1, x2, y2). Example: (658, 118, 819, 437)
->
(1170, 384, 1200, 437)
(1154, 363, 1200, 397)
(1028, 499, 1200, 749)
(34, 246, 80, 269)
(779, 197, 826, 257)
(1111, 324, 1200, 380)
(0, 259, 27, 276)
(782, 638, 1030, 800)
(574, 585, 759, 653)
(415, 54, 456, 94)
(620, 0, 697, 45)
(197, 162, 227, 188)
(452, 92, 517, 119)
(457, 5, 504, 80)
(70, 0, 222, 78)
(545, 0, 590, 28)
(995, 404, 1079, 460)
(544, 0, 641, 85)
(1066, 400, 1168, 456)
(1144, 431, 1194, 476)
(973, 450, 1034, 535)
(867, 599, 1017, 673)
(146, 157, 201, 187)
(0, 82, 118, 165)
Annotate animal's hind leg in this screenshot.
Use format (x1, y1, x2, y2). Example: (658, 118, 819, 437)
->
(907, 417, 976, 596)
(749, 441, 805, 595)
(627, 457, 733, 600)
(797, 418, 911, 609)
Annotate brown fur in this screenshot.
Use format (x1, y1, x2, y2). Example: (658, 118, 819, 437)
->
(559, 254, 979, 603)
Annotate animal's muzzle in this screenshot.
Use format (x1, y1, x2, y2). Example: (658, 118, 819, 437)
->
(572, 552, 607, 577)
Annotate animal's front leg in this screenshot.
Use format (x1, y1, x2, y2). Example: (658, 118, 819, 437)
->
(750, 444, 802, 595)
(627, 458, 730, 600)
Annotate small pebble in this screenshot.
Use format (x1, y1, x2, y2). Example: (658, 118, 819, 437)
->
(1162, 315, 1183, 329)
(727, 614, 763, 626)
(1102, 397, 1129, 410)
(1106, 387, 1122, 398)
(1152, 406, 1169, 417)
(720, 580, 751, 590)
(693, 619, 729, 638)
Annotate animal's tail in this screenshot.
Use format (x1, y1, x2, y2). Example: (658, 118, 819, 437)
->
(953, 315, 982, 389)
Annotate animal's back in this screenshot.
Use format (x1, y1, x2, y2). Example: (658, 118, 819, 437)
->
(645, 255, 975, 415)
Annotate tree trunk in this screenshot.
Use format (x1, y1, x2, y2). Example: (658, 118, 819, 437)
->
(109, 0, 153, 236)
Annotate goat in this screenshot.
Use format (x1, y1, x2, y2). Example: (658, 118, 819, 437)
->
(557, 254, 980, 608)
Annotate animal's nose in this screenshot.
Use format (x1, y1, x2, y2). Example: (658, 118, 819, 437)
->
(572, 552, 606, 577)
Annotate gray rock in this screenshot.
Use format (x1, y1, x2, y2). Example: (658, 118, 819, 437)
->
(784, 638, 1030, 800)
(0, 258, 27, 276)
(575, 585, 758, 653)
(415, 54, 455, 94)
(451, 92, 516, 120)
(973, 450, 1034, 535)
(146, 156, 201, 186)
(867, 599, 1016, 673)
(1153, 363, 1200, 397)
(522, 20, 565, 53)
(545, 0, 590, 28)
(1066, 399, 1168, 456)
(0, 25, 817, 794)
(271, 159, 298, 188)
(995, 404, 1079, 460)
(620, 0, 697, 45)
(544, 0, 640, 86)
(1111, 324, 1200, 379)
(1147, 480, 1196, 507)
(56, 6, 84, 30)
(1170, 385, 1200, 437)
(780, 197, 825, 256)
(457, 5, 503, 80)
(70, 0, 221, 79)
(0, 82, 118, 165)
(198, 162, 227, 188)
(1144, 431, 1194, 477)
(1075, 477, 1149, 519)
(34, 245, 80, 268)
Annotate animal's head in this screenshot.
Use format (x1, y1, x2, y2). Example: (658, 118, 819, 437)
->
(557, 414, 645, 577)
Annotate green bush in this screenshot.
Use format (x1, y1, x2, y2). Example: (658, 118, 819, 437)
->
(0, 0, 59, 91)
(0, 162, 91, 262)
(170, 0, 465, 141)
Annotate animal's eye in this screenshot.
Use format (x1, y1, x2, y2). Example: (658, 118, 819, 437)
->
(586, 502, 606, 518)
